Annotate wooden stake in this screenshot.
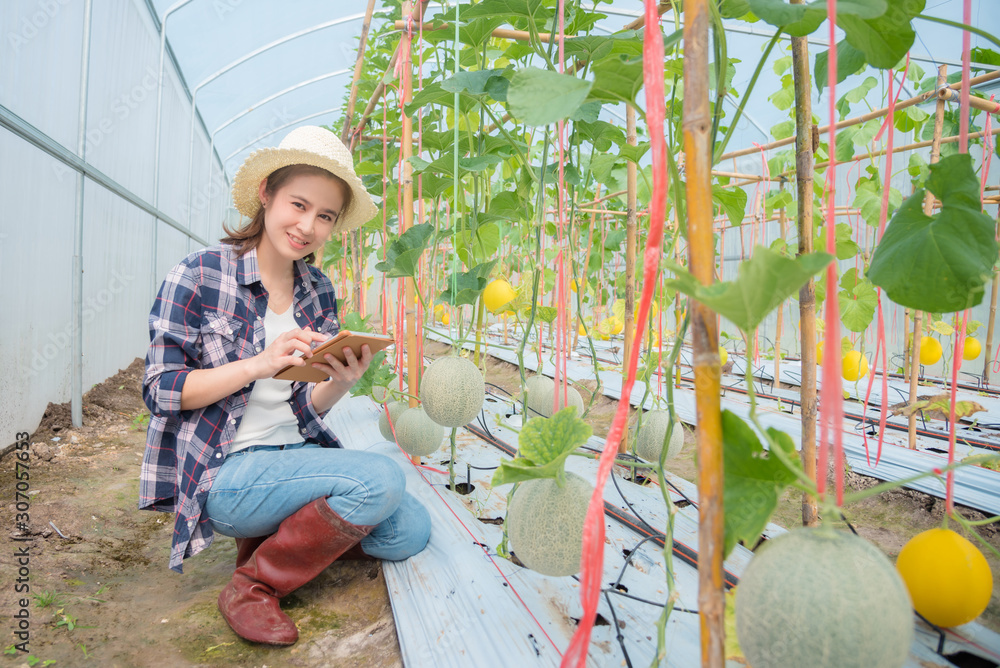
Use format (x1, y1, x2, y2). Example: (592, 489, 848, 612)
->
(985, 212, 1000, 385)
(909, 65, 949, 449)
(623, 105, 638, 403)
(352, 1, 432, 142)
(790, 6, 818, 527)
(683, 0, 725, 663)
(342, 0, 378, 145)
(773, 189, 786, 392)
(401, 1, 420, 414)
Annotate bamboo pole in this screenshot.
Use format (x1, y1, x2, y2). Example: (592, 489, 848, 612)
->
(622, 105, 638, 443)
(909, 65, 949, 449)
(711, 169, 783, 182)
(773, 189, 787, 392)
(809, 129, 993, 173)
(342, 0, 378, 145)
(718, 68, 1000, 162)
(401, 1, 420, 415)
(985, 212, 1000, 385)
(937, 86, 1000, 115)
(352, 1, 432, 142)
(790, 2, 818, 527)
(684, 0, 724, 663)
(395, 21, 562, 43)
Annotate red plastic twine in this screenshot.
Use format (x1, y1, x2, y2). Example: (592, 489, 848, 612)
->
(561, 1, 667, 664)
(818, 0, 846, 505)
(860, 58, 908, 467)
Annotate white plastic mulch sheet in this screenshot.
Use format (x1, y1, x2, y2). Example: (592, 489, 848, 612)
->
(322, 392, 989, 667)
(442, 330, 1000, 517)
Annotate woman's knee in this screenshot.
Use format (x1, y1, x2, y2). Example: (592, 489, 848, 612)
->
(326, 452, 406, 525)
(363, 494, 430, 560)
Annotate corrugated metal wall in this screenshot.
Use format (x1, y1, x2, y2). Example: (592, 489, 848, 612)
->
(0, 0, 225, 443)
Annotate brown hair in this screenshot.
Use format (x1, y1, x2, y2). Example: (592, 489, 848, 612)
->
(221, 163, 353, 265)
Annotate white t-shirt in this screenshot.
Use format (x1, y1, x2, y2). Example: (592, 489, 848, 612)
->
(229, 305, 304, 454)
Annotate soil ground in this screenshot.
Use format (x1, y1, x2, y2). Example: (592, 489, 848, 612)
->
(1, 360, 400, 668)
(2, 340, 998, 668)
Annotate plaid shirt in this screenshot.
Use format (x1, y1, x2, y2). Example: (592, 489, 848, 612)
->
(139, 243, 342, 572)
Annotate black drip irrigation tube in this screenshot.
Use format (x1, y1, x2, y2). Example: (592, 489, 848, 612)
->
(462, 419, 741, 590)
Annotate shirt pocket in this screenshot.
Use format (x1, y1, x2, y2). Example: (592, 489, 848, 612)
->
(200, 313, 243, 368)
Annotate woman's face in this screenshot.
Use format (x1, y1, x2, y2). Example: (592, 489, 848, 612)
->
(257, 171, 346, 264)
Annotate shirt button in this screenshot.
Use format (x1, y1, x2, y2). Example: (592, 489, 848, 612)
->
(255, 346, 262, 352)
(229, 417, 236, 424)
(215, 452, 222, 459)
(228, 328, 234, 335)
(295, 311, 301, 317)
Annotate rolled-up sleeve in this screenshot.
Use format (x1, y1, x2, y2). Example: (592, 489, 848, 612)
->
(143, 261, 203, 417)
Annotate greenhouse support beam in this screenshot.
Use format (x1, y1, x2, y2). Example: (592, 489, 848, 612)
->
(0, 105, 207, 246)
(718, 68, 1000, 162)
(184, 15, 366, 223)
(790, 2, 817, 527)
(342, 0, 379, 145)
(224, 107, 343, 164)
(151, 0, 193, 305)
(205, 69, 351, 205)
(683, 0, 725, 664)
(70, 0, 94, 429)
(351, 1, 433, 143)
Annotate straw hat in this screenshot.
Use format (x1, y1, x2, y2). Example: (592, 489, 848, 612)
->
(231, 125, 378, 232)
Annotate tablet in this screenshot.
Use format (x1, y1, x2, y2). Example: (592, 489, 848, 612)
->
(273, 330, 395, 382)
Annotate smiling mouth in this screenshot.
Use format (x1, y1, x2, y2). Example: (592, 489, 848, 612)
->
(288, 233, 309, 249)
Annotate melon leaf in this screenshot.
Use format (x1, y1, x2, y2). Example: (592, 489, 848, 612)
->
(375, 223, 434, 278)
(868, 153, 999, 313)
(722, 410, 800, 558)
(667, 247, 833, 334)
(507, 67, 593, 127)
(439, 261, 497, 307)
(349, 350, 395, 400)
(492, 407, 592, 487)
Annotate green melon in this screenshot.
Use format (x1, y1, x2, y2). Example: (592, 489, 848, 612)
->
(420, 356, 486, 428)
(735, 526, 914, 668)
(523, 376, 584, 418)
(394, 407, 445, 457)
(506, 473, 593, 577)
(633, 411, 684, 463)
(377, 401, 408, 441)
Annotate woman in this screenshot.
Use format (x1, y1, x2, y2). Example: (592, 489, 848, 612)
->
(139, 125, 430, 646)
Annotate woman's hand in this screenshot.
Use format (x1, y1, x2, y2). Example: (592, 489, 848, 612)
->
(308, 344, 373, 414)
(249, 328, 330, 380)
(312, 344, 373, 388)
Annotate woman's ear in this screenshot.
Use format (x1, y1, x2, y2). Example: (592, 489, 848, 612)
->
(257, 177, 269, 208)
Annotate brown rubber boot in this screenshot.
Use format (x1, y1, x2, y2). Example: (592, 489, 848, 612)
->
(218, 498, 374, 645)
(234, 536, 269, 569)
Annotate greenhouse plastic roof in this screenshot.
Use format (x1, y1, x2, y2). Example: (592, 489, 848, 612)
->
(147, 0, 1000, 190)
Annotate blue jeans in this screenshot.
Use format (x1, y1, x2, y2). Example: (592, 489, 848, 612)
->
(204, 443, 430, 561)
